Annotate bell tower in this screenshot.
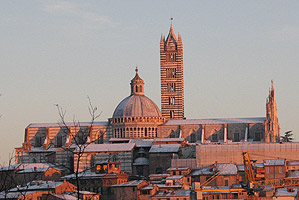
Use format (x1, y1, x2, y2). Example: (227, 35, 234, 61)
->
(160, 24, 184, 119)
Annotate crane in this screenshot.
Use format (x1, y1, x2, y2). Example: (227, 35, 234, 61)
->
(194, 152, 299, 199)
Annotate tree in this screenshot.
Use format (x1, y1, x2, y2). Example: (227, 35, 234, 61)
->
(55, 97, 103, 199)
(280, 130, 294, 142)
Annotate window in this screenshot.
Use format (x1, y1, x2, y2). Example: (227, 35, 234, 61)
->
(35, 135, 43, 147)
(169, 97, 175, 105)
(279, 166, 283, 173)
(233, 132, 240, 142)
(166, 68, 176, 78)
(167, 83, 176, 92)
(170, 110, 174, 118)
(225, 179, 229, 186)
(56, 134, 63, 147)
(266, 167, 270, 174)
(166, 53, 176, 62)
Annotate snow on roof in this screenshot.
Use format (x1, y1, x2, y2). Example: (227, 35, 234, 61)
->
(28, 147, 57, 153)
(163, 117, 266, 126)
(112, 180, 145, 187)
(0, 191, 35, 199)
(237, 163, 264, 171)
(9, 181, 64, 192)
(264, 159, 285, 166)
(216, 164, 238, 175)
(153, 138, 185, 142)
(16, 168, 50, 174)
(79, 191, 97, 195)
(130, 139, 153, 147)
(149, 144, 180, 153)
(287, 160, 299, 165)
(287, 171, 299, 178)
(167, 167, 189, 171)
(74, 143, 135, 153)
(109, 138, 130, 142)
(166, 175, 184, 180)
(191, 167, 214, 176)
(274, 188, 297, 197)
(62, 172, 106, 179)
(0, 164, 19, 171)
(133, 157, 149, 166)
(153, 190, 191, 197)
(17, 163, 52, 170)
(27, 121, 108, 128)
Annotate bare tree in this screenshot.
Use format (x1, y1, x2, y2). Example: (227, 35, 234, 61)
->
(55, 97, 103, 199)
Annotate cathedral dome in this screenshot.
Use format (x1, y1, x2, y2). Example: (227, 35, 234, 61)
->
(112, 68, 162, 119)
(112, 95, 162, 118)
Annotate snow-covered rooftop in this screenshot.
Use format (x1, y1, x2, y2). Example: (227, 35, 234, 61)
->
(112, 180, 145, 187)
(191, 167, 214, 176)
(27, 121, 108, 128)
(216, 163, 238, 175)
(74, 143, 135, 153)
(153, 138, 185, 142)
(166, 175, 184, 180)
(287, 160, 299, 165)
(61, 172, 106, 179)
(264, 159, 285, 166)
(167, 167, 189, 171)
(163, 117, 266, 126)
(149, 144, 180, 153)
(153, 190, 191, 197)
(274, 188, 297, 197)
(9, 181, 64, 192)
(130, 139, 153, 147)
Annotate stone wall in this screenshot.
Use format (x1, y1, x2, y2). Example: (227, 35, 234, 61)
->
(196, 143, 299, 167)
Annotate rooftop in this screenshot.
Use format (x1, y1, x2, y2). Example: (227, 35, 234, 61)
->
(163, 117, 266, 126)
(27, 121, 108, 128)
(264, 159, 285, 166)
(112, 180, 145, 187)
(75, 143, 135, 153)
(149, 144, 180, 153)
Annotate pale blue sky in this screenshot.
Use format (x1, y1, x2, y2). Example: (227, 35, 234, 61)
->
(0, 0, 299, 164)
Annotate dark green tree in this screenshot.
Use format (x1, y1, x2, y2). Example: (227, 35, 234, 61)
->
(280, 130, 294, 142)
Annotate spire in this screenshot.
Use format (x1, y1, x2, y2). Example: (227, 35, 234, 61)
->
(130, 67, 144, 95)
(166, 23, 177, 43)
(160, 34, 164, 43)
(265, 80, 280, 142)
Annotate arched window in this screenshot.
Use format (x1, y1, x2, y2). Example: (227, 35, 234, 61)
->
(136, 85, 138, 92)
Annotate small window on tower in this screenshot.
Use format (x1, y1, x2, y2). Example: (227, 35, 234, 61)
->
(168, 83, 176, 92)
(170, 110, 174, 118)
(169, 97, 175, 105)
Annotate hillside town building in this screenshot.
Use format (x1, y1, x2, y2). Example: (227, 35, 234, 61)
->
(7, 24, 294, 199)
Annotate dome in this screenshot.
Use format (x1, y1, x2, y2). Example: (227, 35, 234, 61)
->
(133, 157, 149, 166)
(113, 95, 162, 118)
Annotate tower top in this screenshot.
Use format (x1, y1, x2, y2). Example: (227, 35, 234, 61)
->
(130, 68, 144, 95)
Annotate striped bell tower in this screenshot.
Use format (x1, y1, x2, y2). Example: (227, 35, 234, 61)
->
(160, 24, 184, 119)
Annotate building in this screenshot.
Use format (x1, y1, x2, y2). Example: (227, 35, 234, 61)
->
(14, 24, 281, 178)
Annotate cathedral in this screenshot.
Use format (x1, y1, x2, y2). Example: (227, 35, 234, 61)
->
(15, 24, 280, 171)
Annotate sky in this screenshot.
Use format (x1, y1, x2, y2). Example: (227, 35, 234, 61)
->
(0, 0, 299, 165)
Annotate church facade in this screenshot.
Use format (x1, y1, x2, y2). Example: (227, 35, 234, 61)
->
(15, 25, 280, 169)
